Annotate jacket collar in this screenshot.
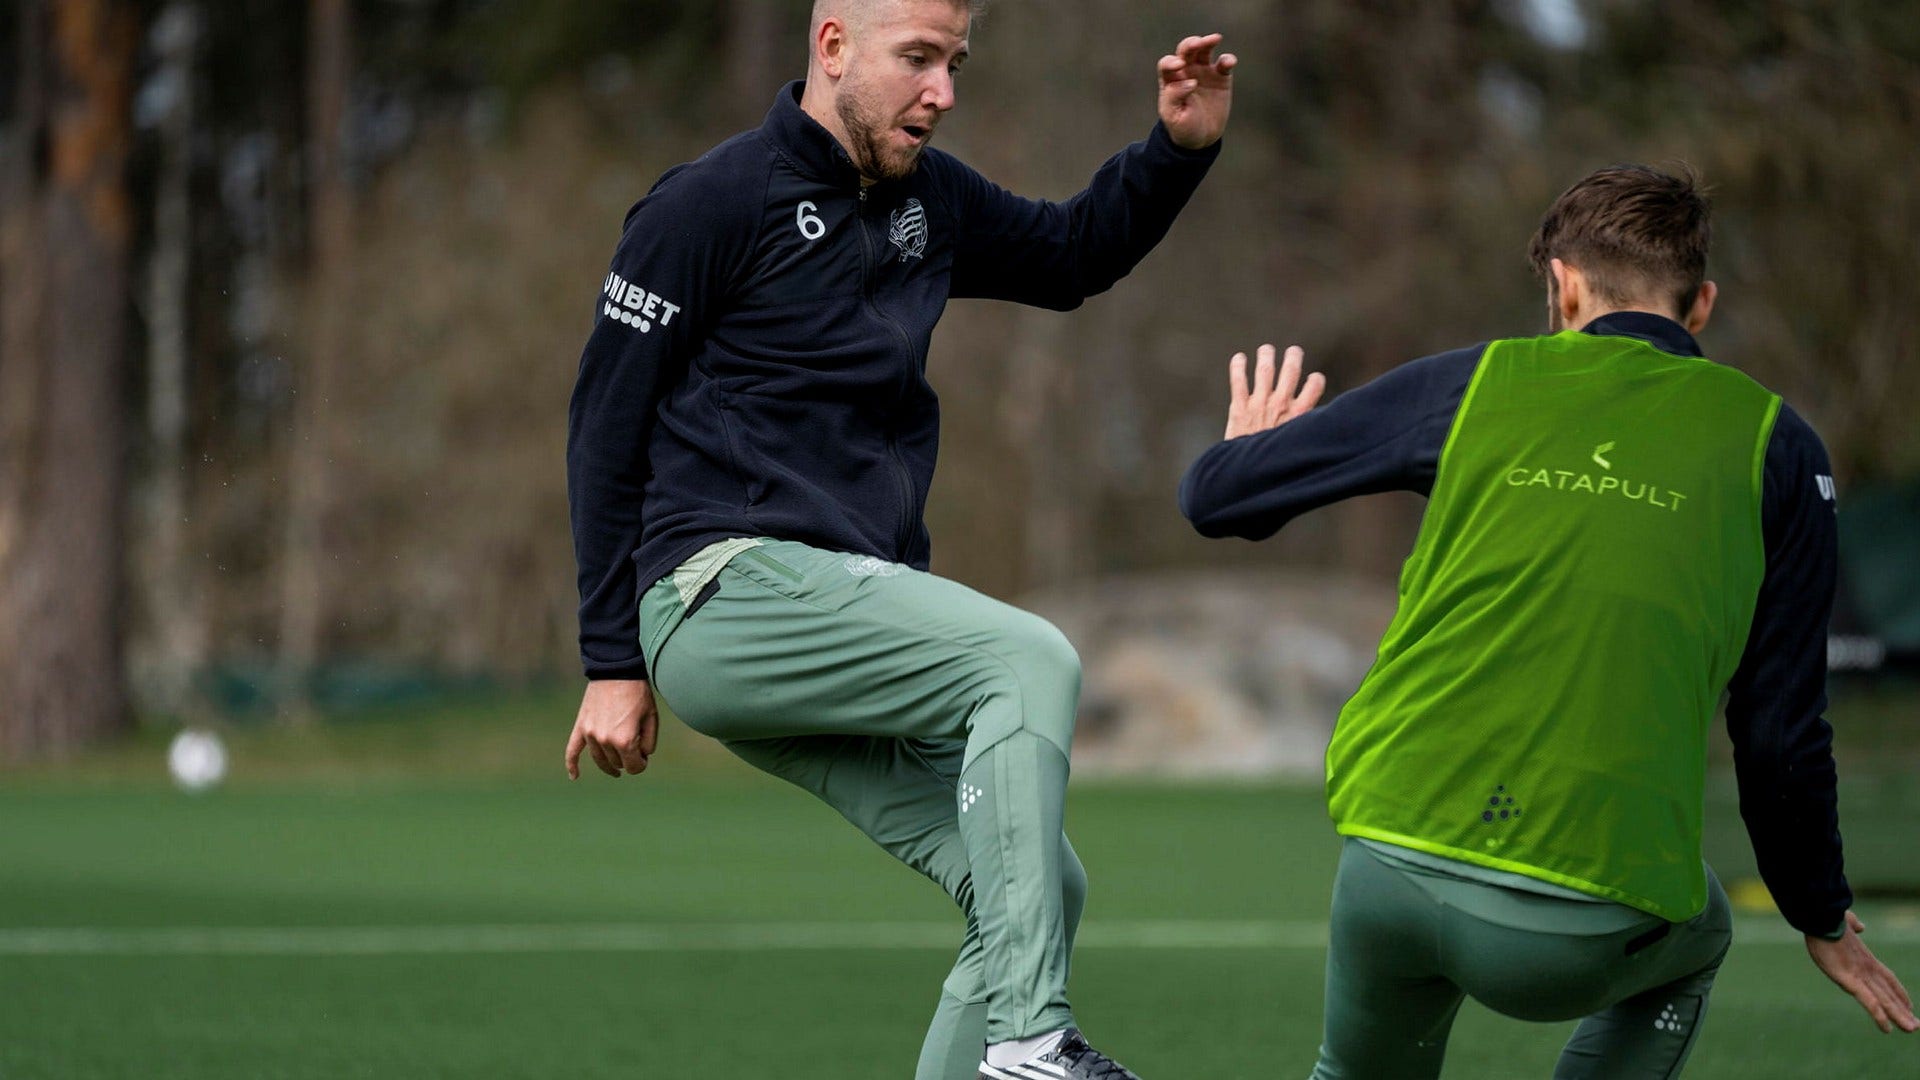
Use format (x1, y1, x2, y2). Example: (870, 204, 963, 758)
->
(763, 80, 866, 188)
(1579, 311, 1704, 359)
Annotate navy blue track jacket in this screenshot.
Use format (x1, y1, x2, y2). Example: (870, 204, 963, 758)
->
(1178, 313, 1850, 936)
(569, 82, 1219, 681)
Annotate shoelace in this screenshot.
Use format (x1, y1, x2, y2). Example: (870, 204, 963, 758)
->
(1051, 1038, 1137, 1080)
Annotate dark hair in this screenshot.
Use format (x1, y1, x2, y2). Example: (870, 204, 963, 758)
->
(1528, 164, 1711, 316)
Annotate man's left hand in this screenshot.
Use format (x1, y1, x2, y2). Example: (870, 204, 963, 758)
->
(1158, 33, 1235, 150)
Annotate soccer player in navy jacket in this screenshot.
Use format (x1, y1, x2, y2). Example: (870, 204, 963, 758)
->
(564, 4, 1233, 1076)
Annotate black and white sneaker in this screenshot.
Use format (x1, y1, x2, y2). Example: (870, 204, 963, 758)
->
(978, 1029, 1141, 1080)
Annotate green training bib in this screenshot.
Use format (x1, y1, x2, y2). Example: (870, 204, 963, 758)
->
(1328, 330, 1780, 920)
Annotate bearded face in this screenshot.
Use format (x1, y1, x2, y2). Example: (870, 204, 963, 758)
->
(825, 0, 969, 183)
(834, 73, 938, 182)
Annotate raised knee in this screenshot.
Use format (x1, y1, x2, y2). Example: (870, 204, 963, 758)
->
(996, 616, 1082, 709)
(960, 613, 1082, 763)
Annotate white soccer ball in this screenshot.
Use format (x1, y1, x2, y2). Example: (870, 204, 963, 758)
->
(167, 729, 229, 792)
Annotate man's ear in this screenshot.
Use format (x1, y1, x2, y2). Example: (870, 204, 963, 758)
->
(1684, 280, 1717, 335)
(816, 17, 850, 79)
(1550, 258, 1584, 328)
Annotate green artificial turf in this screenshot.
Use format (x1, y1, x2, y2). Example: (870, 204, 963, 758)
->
(2, 725, 1916, 1078)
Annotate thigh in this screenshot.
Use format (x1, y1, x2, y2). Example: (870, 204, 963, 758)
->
(725, 733, 976, 904)
(725, 733, 1088, 930)
(649, 543, 1077, 752)
(1600, 865, 1733, 1006)
(1551, 869, 1732, 1079)
(1312, 841, 1464, 1080)
(1442, 868, 1732, 1024)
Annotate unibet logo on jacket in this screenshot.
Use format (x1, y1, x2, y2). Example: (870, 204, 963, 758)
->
(601, 270, 682, 333)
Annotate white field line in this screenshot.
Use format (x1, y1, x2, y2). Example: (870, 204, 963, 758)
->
(1, 918, 1914, 957)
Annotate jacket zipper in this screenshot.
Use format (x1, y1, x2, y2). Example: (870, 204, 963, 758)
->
(857, 186, 920, 559)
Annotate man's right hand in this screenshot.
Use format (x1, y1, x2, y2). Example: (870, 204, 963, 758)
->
(1806, 911, 1919, 1033)
(565, 679, 659, 779)
(1225, 342, 1325, 440)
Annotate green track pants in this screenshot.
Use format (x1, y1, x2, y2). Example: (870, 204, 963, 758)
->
(1311, 839, 1733, 1079)
(640, 540, 1086, 1072)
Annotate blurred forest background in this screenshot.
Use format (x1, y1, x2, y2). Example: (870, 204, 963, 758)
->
(3, 0, 1917, 762)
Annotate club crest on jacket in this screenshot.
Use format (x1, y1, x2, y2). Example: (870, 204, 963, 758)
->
(889, 198, 928, 262)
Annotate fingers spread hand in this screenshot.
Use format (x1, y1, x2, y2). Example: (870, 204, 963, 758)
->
(1225, 351, 1250, 435)
(1855, 980, 1893, 1034)
(1874, 962, 1919, 1030)
(1254, 342, 1278, 405)
(1223, 342, 1322, 439)
(1811, 923, 1920, 1034)
(1276, 343, 1303, 403)
(1272, 345, 1323, 422)
(1298, 371, 1328, 413)
(1836, 964, 1887, 1031)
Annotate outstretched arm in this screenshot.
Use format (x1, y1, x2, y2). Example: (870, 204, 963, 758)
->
(1724, 407, 1913, 1031)
(1180, 344, 1480, 539)
(944, 34, 1232, 308)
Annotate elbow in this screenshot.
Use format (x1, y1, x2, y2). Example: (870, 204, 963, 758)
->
(1177, 466, 1234, 538)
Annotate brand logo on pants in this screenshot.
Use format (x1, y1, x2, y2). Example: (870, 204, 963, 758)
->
(960, 784, 982, 813)
(843, 555, 902, 578)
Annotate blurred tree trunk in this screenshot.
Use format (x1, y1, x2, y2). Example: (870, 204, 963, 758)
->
(725, 0, 786, 122)
(1005, 308, 1092, 589)
(137, 3, 209, 718)
(0, 0, 137, 761)
(278, 0, 352, 716)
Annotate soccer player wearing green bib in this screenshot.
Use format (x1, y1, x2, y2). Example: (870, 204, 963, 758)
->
(564, 3, 1235, 1077)
(1180, 165, 1916, 1077)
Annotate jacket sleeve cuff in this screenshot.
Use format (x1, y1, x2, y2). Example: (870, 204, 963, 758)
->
(583, 656, 649, 681)
(1780, 888, 1853, 939)
(1146, 120, 1224, 163)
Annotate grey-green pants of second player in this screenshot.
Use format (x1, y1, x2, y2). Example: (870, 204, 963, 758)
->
(1312, 839, 1734, 1079)
(640, 540, 1084, 1070)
